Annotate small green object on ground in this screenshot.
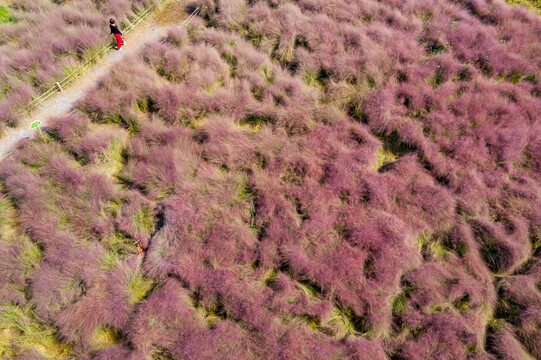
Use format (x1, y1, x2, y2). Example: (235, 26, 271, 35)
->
(31, 121, 41, 132)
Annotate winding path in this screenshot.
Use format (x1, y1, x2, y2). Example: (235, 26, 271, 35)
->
(0, 0, 190, 160)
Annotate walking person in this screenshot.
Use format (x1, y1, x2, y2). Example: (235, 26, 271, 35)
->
(109, 18, 125, 50)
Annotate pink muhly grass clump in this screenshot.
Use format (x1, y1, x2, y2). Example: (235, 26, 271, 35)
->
(115, 190, 156, 248)
(384, 155, 456, 232)
(488, 328, 536, 360)
(399, 312, 478, 359)
(345, 338, 387, 360)
(233, 41, 270, 72)
(0, 237, 29, 305)
(214, 0, 247, 28)
(78, 56, 158, 122)
(150, 85, 184, 124)
(73, 127, 120, 163)
(127, 278, 206, 356)
(195, 115, 258, 171)
(49, 113, 91, 144)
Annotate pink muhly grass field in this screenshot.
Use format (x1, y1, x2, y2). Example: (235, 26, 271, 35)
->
(0, 0, 540, 358)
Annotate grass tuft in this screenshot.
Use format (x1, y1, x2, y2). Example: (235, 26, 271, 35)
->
(0, 6, 13, 24)
(0, 305, 71, 358)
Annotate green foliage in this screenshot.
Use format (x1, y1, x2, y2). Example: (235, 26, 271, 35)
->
(532, 232, 541, 257)
(280, 164, 304, 186)
(0, 6, 13, 24)
(104, 113, 124, 125)
(93, 133, 127, 176)
(480, 241, 510, 274)
(429, 304, 449, 313)
(453, 67, 472, 82)
(125, 269, 153, 305)
(325, 305, 370, 339)
(453, 294, 470, 312)
(506, 0, 541, 13)
(507, 71, 523, 84)
(100, 233, 135, 265)
(236, 183, 255, 202)
(251, 85, 264, 101)
(428, 43, 445, 54)
(137, 97, 150, 112)
(92, 326, 123, 349)
(391, 294, 407, 314)
(261, 66, 274, 83)
(61, 61, 82, 79)
(261, 268, 277, 287)
(523, 72, 538, 84)
(0, 194, 17, 236)
(223, 52, 238, 76)
(416, 231, 449, 258)
(17, 235, 42, 279)
(487, 318, 506, 332)
(0, 304, 71, 358)
(298, 279, 323, 297)
(376, 131, 417, 158)
(240, 112, 274, 128)
(134, 206, 155, 235)
(440, 235, 468, 257)
(372, 147, 396, 171)
(81, 44, 105, 62)
(303, 70, 320, 88)
(427, 67, 446, 88)
(274, 34, 296, 63)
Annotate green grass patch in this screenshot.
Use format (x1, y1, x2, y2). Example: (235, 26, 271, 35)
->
(506, 0, 541, 13)
(325, 304, 370, 339)
(17, 235, 42, 279)
(134, 206, 155, 235)
(251, 85, 264, 101)
(391, 294, 407, 314)
(507, 70, 523, 84)
(261, 268, 278, 287)
(440, 235, 468, 257)
(297, 279, 323, 298)
(125, 269, 153, 304)
(0, 194, 17, 236)
(240, 112, 274, 129)
(372, 147, 396, 171)
(82, 43, 106, 61)
(453, 294, 470, 311)
(0, 304, 71, 359)
(262, 65, 274, 84)
(0, 6, 13, 24)
(427, 67, 446, 88)
(100, 233, 136, 265)
(376, 131, 417, 158)
(236, 183, 255, 202)
(157, 185, 174, 201)
(429, 304, 449, 313)
(91, 128, 128, 175)
(416, 231, 449, 258)
(92, 326, 122, 349)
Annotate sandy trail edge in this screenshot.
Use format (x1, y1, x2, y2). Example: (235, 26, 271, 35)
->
(0, 0, 188, 160)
